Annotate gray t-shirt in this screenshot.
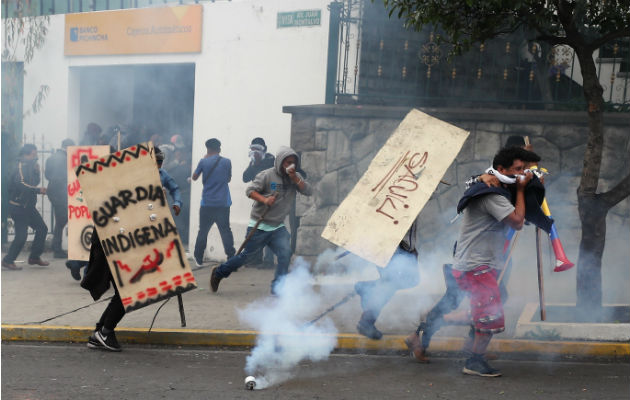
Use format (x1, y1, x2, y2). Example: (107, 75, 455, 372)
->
(453, 193, 514, 272)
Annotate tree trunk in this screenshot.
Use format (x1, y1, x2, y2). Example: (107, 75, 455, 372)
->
(574, 45, 607, 314)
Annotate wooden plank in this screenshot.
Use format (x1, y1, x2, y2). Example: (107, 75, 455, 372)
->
(321, 109, 469, 266)
(77, 143, 197, 313)
(66, 145, 111, 261)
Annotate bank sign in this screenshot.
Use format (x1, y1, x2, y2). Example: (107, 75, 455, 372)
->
(65, 5, 202, 55)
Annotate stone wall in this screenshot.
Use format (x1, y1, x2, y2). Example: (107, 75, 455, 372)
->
(284, 105, 630, 263)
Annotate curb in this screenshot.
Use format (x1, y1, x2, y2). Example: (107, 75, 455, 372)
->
(3, 324, 629, 359)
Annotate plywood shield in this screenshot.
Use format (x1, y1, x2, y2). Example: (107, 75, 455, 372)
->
(321, 109, 469, 266)
(77, 143, 197, 312)
(67, 145, 111, 261)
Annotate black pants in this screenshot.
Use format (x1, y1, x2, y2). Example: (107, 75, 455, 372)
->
(48, 193, 67, 252)
(3, 204, 47, 263)
(96, 282, 126, 332)
(194, 206, 235, 262)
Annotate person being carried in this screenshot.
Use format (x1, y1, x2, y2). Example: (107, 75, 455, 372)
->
(210, 146, 312, 295)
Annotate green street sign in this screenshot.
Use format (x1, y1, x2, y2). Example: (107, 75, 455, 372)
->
(277, 9, 321, 28)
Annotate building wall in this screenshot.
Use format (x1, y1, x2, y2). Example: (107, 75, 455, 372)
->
(5, 0, 332, 258)
(285, 104, 630, 303)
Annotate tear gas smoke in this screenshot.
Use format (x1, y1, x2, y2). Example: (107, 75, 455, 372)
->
(237, 258, 338, 390)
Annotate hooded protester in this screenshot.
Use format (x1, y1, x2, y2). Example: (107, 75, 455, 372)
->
(210, 146, 312, 295)
(2, 144, 49, 270)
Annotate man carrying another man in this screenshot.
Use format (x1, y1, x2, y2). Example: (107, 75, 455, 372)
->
(425, 147, 537, 377)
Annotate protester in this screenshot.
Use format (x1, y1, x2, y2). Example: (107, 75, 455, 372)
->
(242, 137, 276, 268)
(79, 123, 102, 146)
(428, 147, 537, 377)
(192, 138, 235, 266)
(2, 144, 49, 270)
(83, 146, 182, 352)
(354, 221, 420, 339)
(405, 137, 546, 363)
(210, 146, 312, 295)
(45, 139, 75, 258)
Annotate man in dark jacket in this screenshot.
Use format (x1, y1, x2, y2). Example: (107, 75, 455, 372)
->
(45, 139, 75, 258)
(242, 137, 275, 267)
(2, 144, 49, 270)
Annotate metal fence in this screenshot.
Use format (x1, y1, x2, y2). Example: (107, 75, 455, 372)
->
(332, 0, 630, 111)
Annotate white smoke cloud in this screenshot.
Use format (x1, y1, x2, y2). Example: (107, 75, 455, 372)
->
(237, 258, 338, 389)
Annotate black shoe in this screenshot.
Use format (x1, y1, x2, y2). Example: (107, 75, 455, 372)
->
(462, 355, 501, 377)
(87, 333, 103, 350)
(210, 267, 222, 293)
(95, 330, 122, 352)
(66, 261, 82, 281)
(356, 317, 383, 340)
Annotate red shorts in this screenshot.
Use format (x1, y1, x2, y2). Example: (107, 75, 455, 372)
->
(452, 265, 505, 334)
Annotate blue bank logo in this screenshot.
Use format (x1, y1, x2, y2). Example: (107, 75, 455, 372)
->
(70, 27, 78, 42)
(270, 182, 277, 191)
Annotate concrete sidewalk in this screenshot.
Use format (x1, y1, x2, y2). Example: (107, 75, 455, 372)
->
(2, 252, 629, 359)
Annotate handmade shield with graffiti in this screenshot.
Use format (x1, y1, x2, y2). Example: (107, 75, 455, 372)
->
(321, 109, 469, 267)
(67, 145, 111, 261)
(76, 143, 196, 312)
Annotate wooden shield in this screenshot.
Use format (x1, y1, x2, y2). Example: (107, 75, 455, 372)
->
(321, 109, 469, 266)
(76, 142, 197, 312)
(67, 145, 111, 261)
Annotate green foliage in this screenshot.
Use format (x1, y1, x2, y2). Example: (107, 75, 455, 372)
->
(381, 0, 630, 53)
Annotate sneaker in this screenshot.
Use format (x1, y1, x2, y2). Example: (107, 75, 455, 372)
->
(404, 333, 430, 363)
(462, 355, 501, 377)
(28, 257, 50, 266)
(2, 259, 22, 270)
(210, 267, 222, 293)
(194, 258, 203, 267)
(95, 330, 122, 352)
(356, 317, 383, 340)
(87, 333, 103, 349)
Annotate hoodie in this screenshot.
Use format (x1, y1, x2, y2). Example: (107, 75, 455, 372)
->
(245, 146, 312, 226)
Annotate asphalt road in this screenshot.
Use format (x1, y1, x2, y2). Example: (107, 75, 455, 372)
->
(2, 342, 629, 400)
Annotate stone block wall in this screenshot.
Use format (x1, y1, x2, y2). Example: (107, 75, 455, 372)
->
(284, 105, 630, 264)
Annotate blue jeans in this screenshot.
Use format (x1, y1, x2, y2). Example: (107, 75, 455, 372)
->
(194, 206, 235, 262)
(215, 226, 292, 292)
(356, 248, 419, 319)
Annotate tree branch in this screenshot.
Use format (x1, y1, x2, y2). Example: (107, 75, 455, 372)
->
(588, 28, 630, 52)
(600, 172, 630, 209)
(535, 34, 573, 46)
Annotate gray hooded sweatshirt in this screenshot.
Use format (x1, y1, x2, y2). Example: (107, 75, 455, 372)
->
(245, 146, 312, 226)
